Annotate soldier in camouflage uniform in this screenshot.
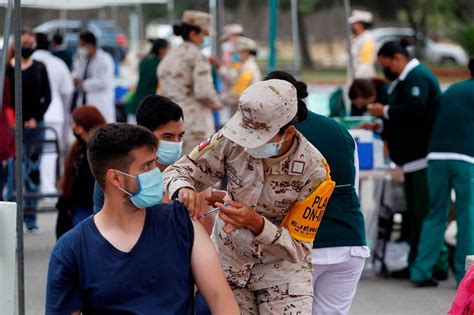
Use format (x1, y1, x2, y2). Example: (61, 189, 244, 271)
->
(158, 10, 221, 155)
(163, 80, 329, 314)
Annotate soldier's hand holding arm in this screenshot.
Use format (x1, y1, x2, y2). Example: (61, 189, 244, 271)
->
(216, 200, 265, 235)
(178, 187, 204, 219)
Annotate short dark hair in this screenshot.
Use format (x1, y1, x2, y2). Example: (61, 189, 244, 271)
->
(378, 40, 410, 58)
(173, 23, 202, 41)
(35, 33, 50, 50)
(469, 58, 474, 77)
(149, 38, 169, 55)
(263, 70, 309, 134)
(136, 95, 184, 131)
(349, 79, 376, 99)
(52, 32, 63, 46)
(87, 123, 158, 188)
(79, 31, 97, 46)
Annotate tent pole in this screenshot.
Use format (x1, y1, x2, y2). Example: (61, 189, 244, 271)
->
(343, 0, 354, 81)
(267, 0, 279, 73)
(167, 0, 175, 24)
(14, 0, 25, 314)
(0, 0, 13, 111)
(210, 0, 217, 57)
(290, 0, 300, 77)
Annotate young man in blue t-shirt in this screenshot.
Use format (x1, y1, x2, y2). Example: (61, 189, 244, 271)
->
(46, 123, 239, 315)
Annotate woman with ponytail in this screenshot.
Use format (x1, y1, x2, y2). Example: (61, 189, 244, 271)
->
(158, 10, 222, 155)
(264, 71, 369, 315)
(55, 106, 105, 238)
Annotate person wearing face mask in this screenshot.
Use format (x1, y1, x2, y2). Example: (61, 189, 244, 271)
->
(164, 80, 331, 314)
(92, 95, 186, 212)
(366, 40, 448, 280)
(158, 10, 222, 155)
(6, 27, 52, 233)
(46, 123, 239, 315)
(72, 31, 115, 123)
(55, 106, 106, 238)
(263, 71, 370, 315)
(348, 10, 376, 79)
(220, 36, 261, 116)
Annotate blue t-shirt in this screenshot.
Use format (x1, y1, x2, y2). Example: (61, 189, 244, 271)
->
(46, 201, 195, 315)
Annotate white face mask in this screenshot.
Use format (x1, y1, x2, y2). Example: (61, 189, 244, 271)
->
(246, 139, 284, 159)
(77, 47, 88, 57)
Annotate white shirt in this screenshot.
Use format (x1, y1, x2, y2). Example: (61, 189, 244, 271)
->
(32, 50, 74, 124)
(72, 49, 116, 122)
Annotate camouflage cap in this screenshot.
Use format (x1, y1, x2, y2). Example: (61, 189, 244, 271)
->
(233, 36, 258, 52)
(221, 80, 297, 149)
(181, 10, 213, 35)
(220, 23, 244, 41)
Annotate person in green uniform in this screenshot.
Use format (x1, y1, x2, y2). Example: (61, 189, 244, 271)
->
(410, 59, 474, 286)
(264, 71, 369, 314)
(367, 40, 448, 279)
(125, 38, 169, 123)
(51, 33, 73, 70)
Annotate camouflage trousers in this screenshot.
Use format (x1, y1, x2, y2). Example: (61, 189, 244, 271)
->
(232, 282, 313, 315)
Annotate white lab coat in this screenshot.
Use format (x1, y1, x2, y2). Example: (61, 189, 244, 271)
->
(33, 49, 74, 194)
(72, 49, 116, 122)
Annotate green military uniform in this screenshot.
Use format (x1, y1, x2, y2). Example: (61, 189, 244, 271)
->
(383, 59, 448, 272)
(125, 55, 160, 115)
(411, 78, 474, 284)
(297, 111, 367, 249)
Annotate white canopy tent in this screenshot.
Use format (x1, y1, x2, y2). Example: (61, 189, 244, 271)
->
(0, 0, 166, 9)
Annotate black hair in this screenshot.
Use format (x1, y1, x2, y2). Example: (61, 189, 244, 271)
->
(149, 38, 169, 56)
(136, 95, 184, 131)
(263, 70, 309, 134)
(173, 23, 202, 41)
(469, 58, 474, 77)
(87, 123, 158, 188)
(378, 40, 410, 58)
(52, 32, 63, 46)
(349, 79, 376, 99)
(249, 50, 258, 57)
(35, 33, 50, 50)
(79, 31, 97, 47)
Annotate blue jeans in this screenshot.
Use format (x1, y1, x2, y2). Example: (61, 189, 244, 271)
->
(7, 124, 45, 230)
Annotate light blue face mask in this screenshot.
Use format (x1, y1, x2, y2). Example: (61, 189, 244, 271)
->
(117, 168, 164, 208)
(200, 36, 212, 49)
(157, 140, 183, 165)
(246, 139, 284, 159)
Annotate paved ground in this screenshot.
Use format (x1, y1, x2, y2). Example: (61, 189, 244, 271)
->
(21, 212, 456, 315)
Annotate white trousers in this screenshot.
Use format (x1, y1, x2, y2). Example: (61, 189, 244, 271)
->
(312, 256, 365, 315)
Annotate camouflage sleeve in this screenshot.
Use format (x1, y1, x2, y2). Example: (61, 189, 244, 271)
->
(249, 161, 328, 263)
(193, 53, 220, 105)
(163, 133, 227, 198)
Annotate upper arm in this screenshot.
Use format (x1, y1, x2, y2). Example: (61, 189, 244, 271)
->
(46, 246, 83, 315)
(388, 78, 429, 123)
(191, 220, 226, 290)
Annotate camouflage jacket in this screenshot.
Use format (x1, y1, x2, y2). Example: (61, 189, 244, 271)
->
(158, 42, 219, 151)
(163, 131, 328, 290)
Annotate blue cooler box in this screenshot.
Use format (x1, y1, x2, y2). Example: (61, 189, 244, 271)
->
(349, 129, 384, 170)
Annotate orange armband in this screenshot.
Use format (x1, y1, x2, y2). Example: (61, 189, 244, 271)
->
(282, 160, 335, 243)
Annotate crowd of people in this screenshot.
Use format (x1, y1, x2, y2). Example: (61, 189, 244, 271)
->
(0, 7, 472, 315)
